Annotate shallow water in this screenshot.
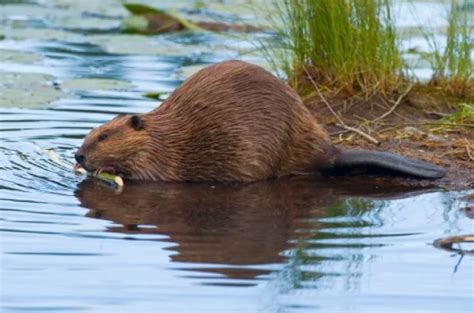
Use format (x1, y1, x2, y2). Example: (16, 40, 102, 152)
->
(0, 1, 473, 313)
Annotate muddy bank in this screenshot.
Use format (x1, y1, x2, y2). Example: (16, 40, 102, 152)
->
(304, 88, 473, 189)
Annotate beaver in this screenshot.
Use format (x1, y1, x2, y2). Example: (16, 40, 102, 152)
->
(75, 60, 445, 182)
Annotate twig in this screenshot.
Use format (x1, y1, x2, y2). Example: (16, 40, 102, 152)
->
(381, 122, 474, 128)
(464, 139, 473, 161)
(329, 129, 351, 136)
(433, 234, 474, 255)
(45, 149, 124, 190)
(303, 67, 345, 125)
(303, 66, 380, 145)
(336, 124, 380, 145)
(425, 110, 450, 118)
(453, 254, 464, 274)
(373, 83, 414, 122)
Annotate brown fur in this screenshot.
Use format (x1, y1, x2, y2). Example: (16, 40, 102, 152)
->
(76, 60, 340, 181)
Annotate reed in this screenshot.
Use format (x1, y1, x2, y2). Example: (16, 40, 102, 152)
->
(265, 0, 403, 96)
(423, 0, 473, 98)
(263, 0, 473, 101)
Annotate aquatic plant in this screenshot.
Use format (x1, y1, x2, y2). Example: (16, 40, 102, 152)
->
(422, 0, 473, 98)
(122, 3, 201, 34)
(264, 0, 402, 96)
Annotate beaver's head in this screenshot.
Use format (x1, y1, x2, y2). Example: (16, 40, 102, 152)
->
(75, 114, 149, 177)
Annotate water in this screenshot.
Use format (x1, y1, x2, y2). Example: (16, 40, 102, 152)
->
(0, 1, 473, 312)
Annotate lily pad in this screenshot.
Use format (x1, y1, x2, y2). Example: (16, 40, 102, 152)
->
(0, 72, 67, 108)
(3, 27, 83, 42)
(90, 34, 196, 55)
(61, 78, 132, 91)
(53, 16, 122, 32)
(0, 49, 41, 63)
(123, 3, 201, 34)
(48, 0, 127, 18)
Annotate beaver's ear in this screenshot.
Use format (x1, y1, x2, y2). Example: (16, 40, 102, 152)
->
(112, 113, 126, 120)
(130, 115, 144, 130)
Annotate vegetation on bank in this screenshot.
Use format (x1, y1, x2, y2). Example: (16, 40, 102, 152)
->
(264, 0, 473, 101)
(423, 0, 473, 98)
(266, 0, 402, 96)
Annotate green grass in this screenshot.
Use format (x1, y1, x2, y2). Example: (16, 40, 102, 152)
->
(440, 103, 474, 126)
(422, 0, 473, 98)
(427, 102, 474, 132)
(265, 0, 403, 96)
(263, 0, 473, 100)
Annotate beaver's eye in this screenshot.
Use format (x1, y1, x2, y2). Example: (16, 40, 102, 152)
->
(98, 134, 108, 142)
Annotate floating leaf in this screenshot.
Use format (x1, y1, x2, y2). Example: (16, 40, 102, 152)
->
(62, 78, 132, 91)
(143, 91, 165, 100)
(123, 3, 201, 34)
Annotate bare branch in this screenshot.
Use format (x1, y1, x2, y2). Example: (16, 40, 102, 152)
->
(373, 83, 414, 122)
(303, 66, 380, 145)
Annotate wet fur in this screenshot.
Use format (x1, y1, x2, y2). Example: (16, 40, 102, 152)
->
(77, 61, 339, 181)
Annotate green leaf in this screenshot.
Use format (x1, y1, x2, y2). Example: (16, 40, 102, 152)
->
(122, 3, 201, 34)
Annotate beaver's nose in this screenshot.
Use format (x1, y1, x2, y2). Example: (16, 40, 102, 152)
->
(75, 152, 85, 164)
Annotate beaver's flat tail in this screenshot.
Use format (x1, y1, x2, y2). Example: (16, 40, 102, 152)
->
(334, 149, 445, 179)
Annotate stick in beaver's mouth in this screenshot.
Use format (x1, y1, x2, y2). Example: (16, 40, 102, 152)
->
(45, 149, 124, 189)
(74, 163, 124, 188)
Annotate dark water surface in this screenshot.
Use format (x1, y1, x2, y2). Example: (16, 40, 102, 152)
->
(0, 1, 473, 312)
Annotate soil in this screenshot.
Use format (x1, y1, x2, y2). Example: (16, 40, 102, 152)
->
(303, 85, 473, 189)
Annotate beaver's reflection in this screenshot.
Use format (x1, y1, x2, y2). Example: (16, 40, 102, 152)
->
(75, 176, 430, 279)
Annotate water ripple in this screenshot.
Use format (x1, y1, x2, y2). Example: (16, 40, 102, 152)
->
(0, 1, 473, 313)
